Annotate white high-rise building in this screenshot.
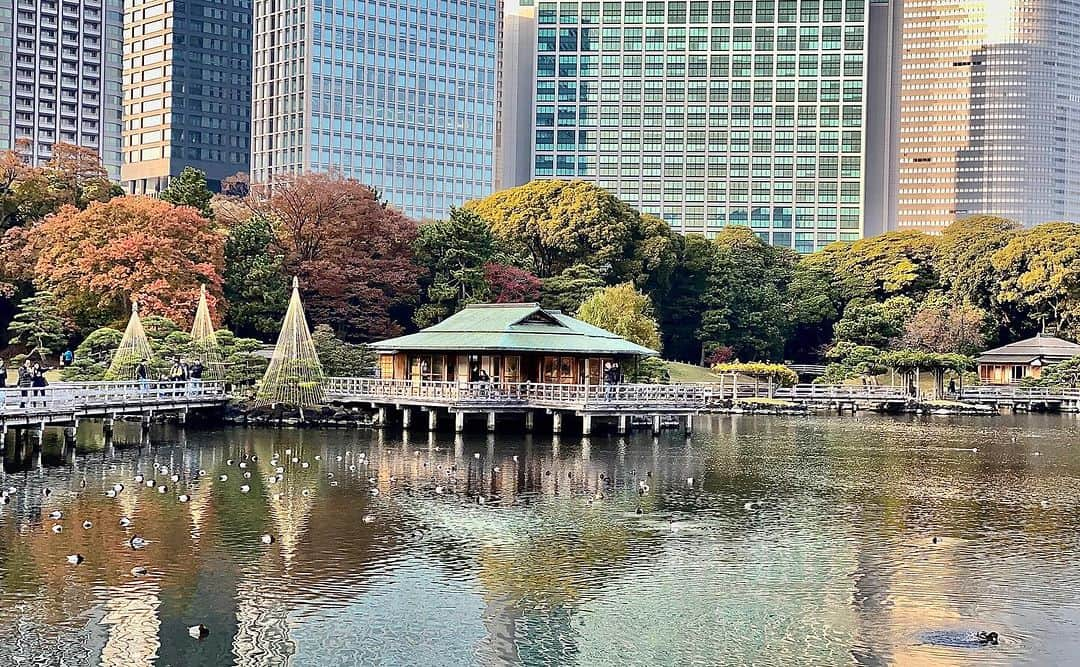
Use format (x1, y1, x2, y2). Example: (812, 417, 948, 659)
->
(897, 0, 1080, 232)
(1, 0, 123, 177)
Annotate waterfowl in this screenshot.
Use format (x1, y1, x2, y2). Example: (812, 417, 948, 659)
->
(240, 485, 250, 493)
(159, 466, 169, 474)
(686, 477, 694, 486)
(130, 566, 148, 576)
(226, 459, 234, 466)
(0, 496, 9, 505)
(314, 455, 321, 461)
(594, 491, 604, 501)
(134, 475, 144, 483)
(41, 488, 52, 497)
(977, 631, 999, 645)
(178, 494, 190, 503)
(512, 455, 519, 462)
(219, 474, 228, 482)
(473, 453, 481, 459)
(336, 456, 343, 462)
(238, 462, 247, 469)
(80, 479, 86, 489)
(932, 536, 939, 544)
(327, 473, 334, 479)
(197, 469, 206, 477)
(362, 514, 375, 524)
(49, 510, 62, 520)
(330, 481, 339, 487)
(476, 495, 486, 505)
(284, 449, 292, 455)
(349, 465, 356, 472)
(82, 520, 92, 529)
(119, 517, 132, 527)
(129, 535, 147, 549)
(188, 624, 210, 640)
(367, 488, 378, 497)
(157, 485, 168, 494)
(66, 554, 84, 565)
(435, 485, 445, 495)
(250, 455, 258, 462)
(243, 471, 252, 479)
(106, 489, 117, 498)
(302, 461, 312, 469)
(145, 479, 156, 488)
(113, 483, 124, 493)
(260, 534, 275, 544)
(492, 467, 500, 474)
(635, 507, 644, 515)
(291, 457, 299, 464)
(51, 524, 63, 534)
(170, 474, 179, 482)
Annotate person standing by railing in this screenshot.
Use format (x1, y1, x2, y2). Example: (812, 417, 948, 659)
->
(189, 360, 203, 396)
(17, 359, 33, 408)
(136, 358, 150, 391)
(30, 361, 47, 407)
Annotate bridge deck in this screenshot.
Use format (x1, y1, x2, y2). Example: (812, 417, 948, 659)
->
(0, 380, 227, 427)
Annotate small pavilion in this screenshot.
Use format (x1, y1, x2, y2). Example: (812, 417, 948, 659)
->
(371, 303, 657, 386)
(976, 334, 1080, 384)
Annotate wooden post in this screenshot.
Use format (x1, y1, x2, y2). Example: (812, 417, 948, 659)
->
(524, 411, 535, 432)
(427, 409, 438, 431)
(552, 412, 563, 434)
(177, 409, 187, 425)
(617, 414, 628, 435)
(402, 407, 412, 429)
(455, 411, 465, 433)
(486, 411, 496, 432)
(684, 414, 693, 434)
(652, 415, 661, 436)
(582, 414, 592, 436)
(376, 406, 387, 427)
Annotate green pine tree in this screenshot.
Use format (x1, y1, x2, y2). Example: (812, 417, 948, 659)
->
(8, 291, 69, 362)
(160, 166, 214, 219)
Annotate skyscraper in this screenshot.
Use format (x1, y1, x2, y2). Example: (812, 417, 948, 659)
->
(1, 0, 123, 177)
(518, 0, 894, 252)
(897, 0, 1080, 232)
(251, 0, 500, 221)
(121, 0, 252, 194)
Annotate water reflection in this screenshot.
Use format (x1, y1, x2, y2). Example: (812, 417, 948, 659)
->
(2, 415, 1080, 664)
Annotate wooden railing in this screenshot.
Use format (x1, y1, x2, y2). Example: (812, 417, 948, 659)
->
(958, 386, 1080, 401)
(0, 380, 227, 416)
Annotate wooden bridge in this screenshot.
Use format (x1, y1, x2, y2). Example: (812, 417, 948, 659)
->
(0, 380, 227, 433)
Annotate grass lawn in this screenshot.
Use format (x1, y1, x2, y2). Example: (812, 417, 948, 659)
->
(664, 361, 726, 383)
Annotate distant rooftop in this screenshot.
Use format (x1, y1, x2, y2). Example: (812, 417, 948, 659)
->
(976, 334, 1080, 365)
(371, 303, 657, 356)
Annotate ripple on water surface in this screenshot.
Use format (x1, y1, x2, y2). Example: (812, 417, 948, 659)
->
(1, 414, 1080, 664)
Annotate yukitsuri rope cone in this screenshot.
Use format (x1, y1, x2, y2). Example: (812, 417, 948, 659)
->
(106, 300, 155, 380)
(190, 284, 224, 379)
(255, 277, 325, 409)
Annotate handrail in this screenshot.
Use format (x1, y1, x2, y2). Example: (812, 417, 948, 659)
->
(0, 380, 227, 415)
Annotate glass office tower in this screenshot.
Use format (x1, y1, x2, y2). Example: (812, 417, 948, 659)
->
(897, 1, 1080, 232)
(1, 0, 123, 177)
(252, 0, 499, 221)
(121, 0, 252, 194)
(526, 0, 888, 251)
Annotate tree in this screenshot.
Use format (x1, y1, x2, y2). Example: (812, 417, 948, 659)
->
(1028, 355, 1080, 387)
(223, 214, 288, 340)
(785, 253, 843, 360)
(832, 296, 916, 349)
(413, 208, 500, 326)
(61, 327, 122, 381)
(817, 343, 886, 384)
(698, 226, 797, 361)
(159, 167, 215, 219)
(484, 263, 541, 303)
(935, 215, 1020, 311)
(7, 290, 70, 361)
(991, 222, 1080, 338)
(253, 172, 423, 341)
(464, 179, 676, 283)
(312, 324, 375, 376)
(540, 263, 606, 314)
(576, 283, 662, 350)
(899, 297, 989, 355)
(22, 196, 225, 330)
(823, 230, 939, 304)
(42, 143, 115, 210)
(879, 349, 973, 399)
(655, 234, 714, 362)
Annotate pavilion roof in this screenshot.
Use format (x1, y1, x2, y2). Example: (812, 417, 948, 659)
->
(370, 303, 658, 356)
(976, 334, 1080, 365)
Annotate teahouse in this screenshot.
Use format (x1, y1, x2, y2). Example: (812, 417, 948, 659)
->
(976, 334, 1080, 384)
(371, 303, 657, 385)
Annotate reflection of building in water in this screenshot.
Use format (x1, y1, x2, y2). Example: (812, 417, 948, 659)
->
(98, 583, 162, 666)
(232, 574, 296, 666)
(266, 474, 315, 572)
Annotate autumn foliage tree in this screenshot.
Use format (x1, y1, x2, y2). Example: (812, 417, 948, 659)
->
(20, 196, 225, 330)
(253, 172, 423, 342)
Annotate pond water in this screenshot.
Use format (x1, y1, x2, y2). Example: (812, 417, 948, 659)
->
(2, 414, 1080, 666)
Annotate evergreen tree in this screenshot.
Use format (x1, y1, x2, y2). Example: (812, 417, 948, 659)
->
(160, 166, 215, 219)
(7, 290, 69, 362)
(224, 215, 289, 339)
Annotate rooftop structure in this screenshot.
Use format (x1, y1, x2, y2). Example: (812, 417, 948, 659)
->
(976, 334, 1080, 384)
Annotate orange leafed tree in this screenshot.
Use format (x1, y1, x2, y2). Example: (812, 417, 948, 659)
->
(24, 196, 225, 329)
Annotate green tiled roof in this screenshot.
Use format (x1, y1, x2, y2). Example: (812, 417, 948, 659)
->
(371, 303, 658, 356)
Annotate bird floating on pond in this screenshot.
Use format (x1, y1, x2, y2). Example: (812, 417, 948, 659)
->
(243, 471, 252, 479)
(314, 455, 321, 461)
(362, 514, 375, 523)
(226, 459, 234, 466)
(119, 517, 132, 527)
(106, 489, 117, 498)
(157, 485, 167, 494)
(145, 480, 156, 488)
(219, 475, 228, 482)
(178, 494, 190, 503)
(82, 520, 92, 529)
(66, 554, 84, 565)
(336, 456, 343, 462)
(129, 535, 147, 549)
(239, 462, 247, 469)
(474, 453, 481, 459)
(188, 625, 209, 640)
(301, 462, 309, 469)
(51, 525, 63, 534)
(260, 534, 274, 544)
(134, 475, 144, 483)
(130, 566, 148, 576)
(113, 483, 124, 493)
(159, 466, 169, 474)
(170, 474, 179, 482)
(49, 510, 62, 520)
(42, 488, 52, 497)
(240, 485, 250, 493)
